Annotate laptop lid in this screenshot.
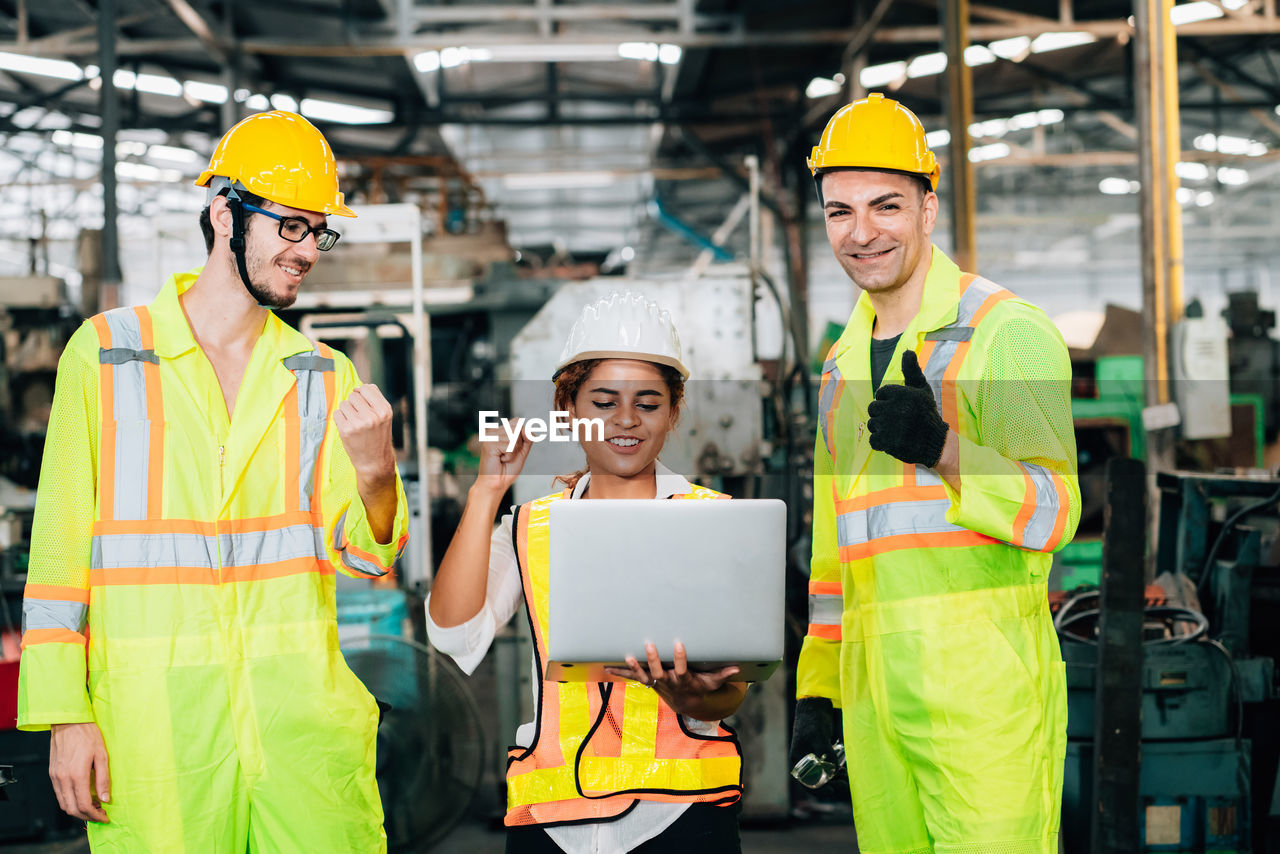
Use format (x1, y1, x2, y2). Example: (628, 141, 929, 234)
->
(545, 498, 786, 682)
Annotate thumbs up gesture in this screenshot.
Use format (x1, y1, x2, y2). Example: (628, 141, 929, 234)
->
(866, 350, 950, 468)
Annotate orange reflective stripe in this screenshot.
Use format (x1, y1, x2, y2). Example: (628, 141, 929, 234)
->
(89, 556, 331, 587)
(20, 628, 85, 647)
(343, 540, 396, 573)
(92, 512, 315, 537)
(1011, 468, 1039, 547)
(1045, 470, 1071, 551)
(136, 307, 164, 518)
(91, 314, 117, 522)
(839, 528, 1000, 561)
(24, 584, 89, 604)
(836, 484, 947, 514)
(808, 581, 842, 595)
(807, 624, 842, 640)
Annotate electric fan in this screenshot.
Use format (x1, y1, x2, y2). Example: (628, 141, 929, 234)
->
(342, 635, 485, 852)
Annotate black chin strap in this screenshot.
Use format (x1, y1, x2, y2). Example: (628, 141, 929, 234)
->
(224, 188, 258, 299)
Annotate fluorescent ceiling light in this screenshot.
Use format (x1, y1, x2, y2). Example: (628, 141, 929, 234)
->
(1194, 132, 1267, 156)
(1030, 32, 1096, 53)
(926, 129, 951, 147)
(270, 93, 298, 112)
(1174, 161, 1209, 181)
(414, 51, 441, 72)
(0, 51, 84, 81)
(245, 94, 270, 110)
(300, 97, 393, 124)
(1217, 166, 1249, 185)
(860, 61, 906, 89)
(619, 42, 660, 62)
(806, 77, 841, 98)
(907, 52, 947, 78)
(1099, 177, 1140, 194)
(1196, 191, 1214, 207)
(1175, 187, 1196, 204)
(117, 140, 148, 157)
(964, 45, 996, 66)
(503, 171, 617, 190)
(989, 36, 1031, 60)
(149, 144, 199, 164)
(1170, 1, 1222, 24)
(657, 44, 682, 65)
(135, 72, 182, 97)
(51, 130, 102, 150)
(968, 142, 1010, 162)
(184, 80, 228, 104)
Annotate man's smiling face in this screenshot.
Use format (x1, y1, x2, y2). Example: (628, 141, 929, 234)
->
(821, 169, 937, 297)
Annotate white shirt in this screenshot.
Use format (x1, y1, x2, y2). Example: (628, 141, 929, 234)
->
(426, 463, 719, 854)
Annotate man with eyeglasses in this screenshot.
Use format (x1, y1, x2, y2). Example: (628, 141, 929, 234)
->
(18, 110, 408, 852)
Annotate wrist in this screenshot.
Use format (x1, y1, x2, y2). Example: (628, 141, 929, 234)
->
(467, 481, 508, 507)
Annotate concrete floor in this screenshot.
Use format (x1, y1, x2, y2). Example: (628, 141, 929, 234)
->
(3, 818, 858, 853)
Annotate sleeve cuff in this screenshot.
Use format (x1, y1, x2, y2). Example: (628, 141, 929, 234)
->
(424, 598, 497, 676)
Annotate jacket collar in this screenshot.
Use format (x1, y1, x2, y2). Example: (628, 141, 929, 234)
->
(149, 264, 317, 362)
(571, 460, 692, 499)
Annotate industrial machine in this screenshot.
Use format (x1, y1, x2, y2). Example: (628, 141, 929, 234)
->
(1057, 469, 1280, 852)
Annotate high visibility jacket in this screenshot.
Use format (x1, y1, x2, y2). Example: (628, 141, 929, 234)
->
(798, 246, 1079, 853)
(505, 487, 743, 827)
(18, 268, 408, 853)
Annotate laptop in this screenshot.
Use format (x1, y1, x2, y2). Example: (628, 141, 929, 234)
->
(544, 498, 786, 683)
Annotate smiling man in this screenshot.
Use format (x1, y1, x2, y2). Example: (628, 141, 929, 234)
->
(790, 93, 1081, 854)
(18, 111, 409, 852)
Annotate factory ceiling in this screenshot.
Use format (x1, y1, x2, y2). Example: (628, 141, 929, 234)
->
(2, 0, 1279, 270)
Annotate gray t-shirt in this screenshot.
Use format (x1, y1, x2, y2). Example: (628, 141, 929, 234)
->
(870, 334, 902, 393)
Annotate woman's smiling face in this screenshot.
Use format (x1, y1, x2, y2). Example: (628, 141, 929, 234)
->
(568, 359, 676, 481)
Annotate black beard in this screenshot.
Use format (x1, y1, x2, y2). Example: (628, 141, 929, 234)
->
(231, 249, 297, 309)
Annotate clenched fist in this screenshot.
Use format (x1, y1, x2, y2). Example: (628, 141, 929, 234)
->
(335, 384, 396, 485)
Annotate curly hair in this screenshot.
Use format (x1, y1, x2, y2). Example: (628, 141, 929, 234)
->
(551, 358, 685, 492)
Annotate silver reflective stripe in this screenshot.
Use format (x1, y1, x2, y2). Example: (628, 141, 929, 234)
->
(92, 531, 217, 569)
(808, 594, 842, 627)
(921, 277, 1005, 415)
(914, 466, 944, 487)
(818, 360, 842, 456)
(288, 349, 331, 512)
(100, 347, 158, 365)
(22, 598, 87, 634)
(835, 498, 966, 548)
(219, 523, 324, 568)
(1019, 463, 1061, 551)
(342, 551, 389, 578)
(332, 509, 348, 552)
(102, 309, 152, 521)
(283, 354, 335, 373)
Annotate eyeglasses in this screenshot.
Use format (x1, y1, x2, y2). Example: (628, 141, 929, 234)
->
(242, 203, 341, 251)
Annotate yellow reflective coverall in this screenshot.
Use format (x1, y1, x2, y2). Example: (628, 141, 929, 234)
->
(18, 268, 408, 853)
(798, 246, 1079, 854)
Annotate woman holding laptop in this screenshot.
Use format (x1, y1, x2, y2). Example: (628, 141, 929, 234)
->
(426, 292, 747, 853)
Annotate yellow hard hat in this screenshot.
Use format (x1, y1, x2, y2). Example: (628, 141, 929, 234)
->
(195, 110, 356, 217)
(807, 92, 940, 191)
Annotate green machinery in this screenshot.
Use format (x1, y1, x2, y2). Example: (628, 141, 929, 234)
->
(1057, 354, 1267, 592)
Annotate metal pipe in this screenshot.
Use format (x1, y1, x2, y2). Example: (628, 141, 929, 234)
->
(98, 0, 122, 310)
(942, 0, 977, 272)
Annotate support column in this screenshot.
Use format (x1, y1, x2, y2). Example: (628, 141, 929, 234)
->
(941, 0, 977, 272)
(1133, 0, 1184, 472)
(98, 0, 121, 311)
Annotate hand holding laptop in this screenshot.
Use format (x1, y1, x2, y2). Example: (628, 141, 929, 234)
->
(606, 641, 746, 721)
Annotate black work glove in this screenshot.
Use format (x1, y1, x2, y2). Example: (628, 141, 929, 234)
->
(866, 350, 949, 468)
(790, 697, 838, 770)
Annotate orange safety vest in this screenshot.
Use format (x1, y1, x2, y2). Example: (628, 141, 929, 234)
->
(505, 487, 743, 827)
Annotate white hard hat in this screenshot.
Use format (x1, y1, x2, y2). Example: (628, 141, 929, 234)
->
(554, 292, 690, 380)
